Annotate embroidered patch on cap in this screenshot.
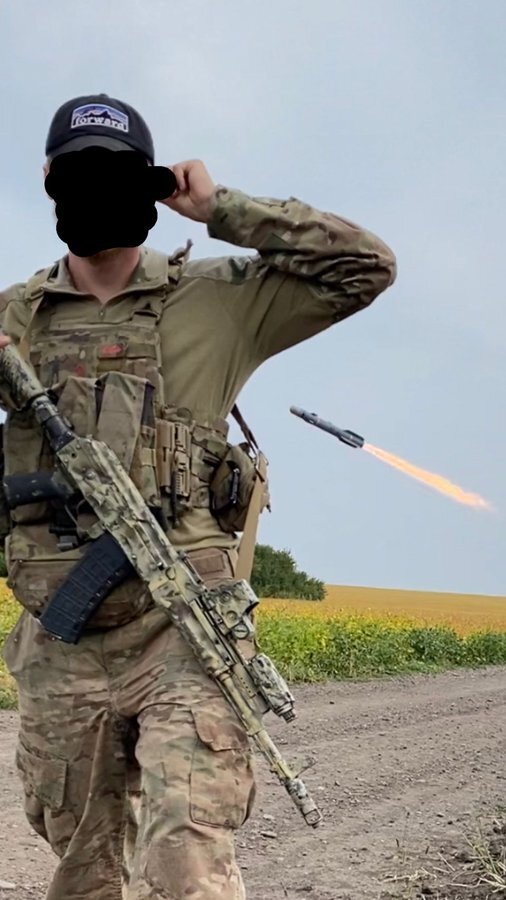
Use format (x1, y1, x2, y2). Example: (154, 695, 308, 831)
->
(71, 103, 129, 133)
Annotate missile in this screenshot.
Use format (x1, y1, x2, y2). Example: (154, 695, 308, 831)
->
(290, 406, 365, 449)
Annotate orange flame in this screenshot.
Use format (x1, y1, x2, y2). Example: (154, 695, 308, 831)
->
(363, 443, 491, 510)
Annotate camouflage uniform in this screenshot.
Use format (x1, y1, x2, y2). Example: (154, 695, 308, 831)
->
(1, 186, 396, 899)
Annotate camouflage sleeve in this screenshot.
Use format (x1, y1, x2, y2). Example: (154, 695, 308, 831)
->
(206, 186, 397, 359)
(0, 283, 30, 409)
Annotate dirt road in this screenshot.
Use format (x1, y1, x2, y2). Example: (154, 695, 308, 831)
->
(1, 666, 505, 899)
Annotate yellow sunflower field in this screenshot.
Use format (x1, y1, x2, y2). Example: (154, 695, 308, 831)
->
(1, 580, 506, 708)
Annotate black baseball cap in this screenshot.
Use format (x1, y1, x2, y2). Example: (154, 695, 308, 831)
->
(45, 93, 155, 163)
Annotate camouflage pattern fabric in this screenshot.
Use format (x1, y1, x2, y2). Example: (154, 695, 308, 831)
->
(0, 189, 396, 565)
(0, 185, 396, 897)
(0, 187, 396, 615)
(3, 549, 255, 900)
(0, 186, 396, 549)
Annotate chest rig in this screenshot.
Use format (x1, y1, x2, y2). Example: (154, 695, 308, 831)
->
(2, 252, 269, 616)
(4, 251, 232, 544)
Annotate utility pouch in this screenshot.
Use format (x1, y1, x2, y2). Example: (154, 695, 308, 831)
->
(156, 408, 228, 527)
(95, 371, 160, 508)
(210, 442, 269, 534)
(156, 419, 192, 500)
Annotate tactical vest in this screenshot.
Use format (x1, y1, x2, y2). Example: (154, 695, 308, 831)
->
(1, 251, 269, 628)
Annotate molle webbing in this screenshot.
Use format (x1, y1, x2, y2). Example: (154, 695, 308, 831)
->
(15, 255, 267, 564)
(156, 412, 230, 526)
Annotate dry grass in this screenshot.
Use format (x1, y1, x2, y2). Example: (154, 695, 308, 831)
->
(382, 813, 506, 899)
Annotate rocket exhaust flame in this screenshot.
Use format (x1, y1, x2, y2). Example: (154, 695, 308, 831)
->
(290, 406, 491, 511)
(363, 443, 491, 510)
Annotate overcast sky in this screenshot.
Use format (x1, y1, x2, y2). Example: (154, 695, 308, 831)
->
(1, 0, 504, 595)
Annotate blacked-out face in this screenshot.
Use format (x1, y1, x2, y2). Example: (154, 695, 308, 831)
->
(44, 147, 177, 257)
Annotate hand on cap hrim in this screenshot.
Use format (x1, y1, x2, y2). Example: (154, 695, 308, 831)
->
(0, 334, 11, 348)
(162, 159, 215, 224)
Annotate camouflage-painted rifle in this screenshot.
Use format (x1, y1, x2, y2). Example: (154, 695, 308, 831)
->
(0, 340, 322, 828)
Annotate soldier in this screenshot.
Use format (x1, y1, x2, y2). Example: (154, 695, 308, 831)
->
(0, 93, 396, 899)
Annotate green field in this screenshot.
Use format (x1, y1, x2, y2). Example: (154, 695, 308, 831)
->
(2, 583, 506, 708)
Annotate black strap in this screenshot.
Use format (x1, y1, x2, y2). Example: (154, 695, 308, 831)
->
(231, 404, 261, 454)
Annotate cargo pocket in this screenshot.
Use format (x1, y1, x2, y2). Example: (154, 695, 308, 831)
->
(190, 706, 256, 829)
(15, 738, 70, 852)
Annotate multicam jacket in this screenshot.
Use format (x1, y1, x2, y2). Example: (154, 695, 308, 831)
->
(0, 185, 396, 625)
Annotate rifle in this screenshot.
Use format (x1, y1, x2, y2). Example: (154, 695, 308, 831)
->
(0, 340, 323, 828)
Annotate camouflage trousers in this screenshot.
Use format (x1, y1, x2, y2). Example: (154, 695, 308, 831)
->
(3, 549, 256, 900)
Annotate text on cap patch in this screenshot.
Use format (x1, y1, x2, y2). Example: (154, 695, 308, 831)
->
(71, 104, 129, 133)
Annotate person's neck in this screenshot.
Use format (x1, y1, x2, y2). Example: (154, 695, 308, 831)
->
(67, 246, 141, 305)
